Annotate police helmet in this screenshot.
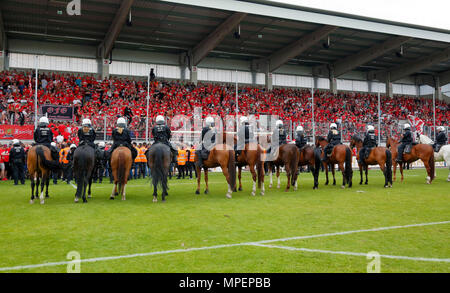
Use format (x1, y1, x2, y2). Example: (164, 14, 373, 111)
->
(117, 117, 127, 128)
(330, 123, 337, 129)
(205, 116, 215, 127)
(39, 116, 49, 126)
(156, 115, 165, 124)
(12, 139, 20, 145)
(404, 124, 411, 130)
(240, 116, 248, 124)
(296, 125, 304, 132)
(367, 125, 375, 132)
(82, 118, 92, 127)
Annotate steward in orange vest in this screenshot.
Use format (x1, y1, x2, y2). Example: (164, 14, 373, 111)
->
(177, 147, 187, 179)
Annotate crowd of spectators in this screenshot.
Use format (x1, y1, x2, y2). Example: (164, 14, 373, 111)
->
(0, 70, 448, 142)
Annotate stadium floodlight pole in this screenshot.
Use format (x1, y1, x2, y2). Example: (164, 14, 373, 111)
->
(378, 90, 381, 145)
(311, 85, 315, 142)
(146, 66, 150, 143)
(433, 89, 436, 141)
(235, 70, 239, 133)
(34, 55, 38, 129)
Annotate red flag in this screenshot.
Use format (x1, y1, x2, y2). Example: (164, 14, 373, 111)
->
(408, 115, 424, 135)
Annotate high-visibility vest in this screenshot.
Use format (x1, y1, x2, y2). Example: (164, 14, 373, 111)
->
(189, 148, 196, 162)
(177, 149, 187, 166)
(135, 147, 147, 163)
(59, 147, 69, 164)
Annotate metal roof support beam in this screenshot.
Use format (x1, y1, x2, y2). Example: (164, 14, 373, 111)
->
(191, 12, 247, 66)
(438, 69, 450, 86)
(97, 0, 134, 59)
(313, 36, 411, 77)
(253, 25, 338, 73)
(369, 47, 450, 82)
(386, 73, 393, 98)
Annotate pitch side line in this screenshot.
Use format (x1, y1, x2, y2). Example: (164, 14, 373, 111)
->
(0, 220, 448, 272)
(251, 244, 450, 263)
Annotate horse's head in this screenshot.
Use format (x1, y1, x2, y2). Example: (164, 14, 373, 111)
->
(350, 135, 362, 149)
(315, 136, 327, 148)
(386, 136, 398, 149)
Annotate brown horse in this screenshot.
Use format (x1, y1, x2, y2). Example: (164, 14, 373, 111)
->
(297, 145, 322, 189)
(386, 136, 435, 184)
(27, 145, 60, 204)
(195, 143, 237, 198)
(110, 147, 132, 200)
(316, 137, 353, 188)
(236, 142, 265, 196)
(266, 143, 299, 192)
(350, 135, 392, 188)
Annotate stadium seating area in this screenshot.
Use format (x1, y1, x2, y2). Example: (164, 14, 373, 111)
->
(0, 70, 449, 141)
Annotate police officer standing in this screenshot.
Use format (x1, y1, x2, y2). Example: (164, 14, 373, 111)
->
(94, 141, 106, 183)
(359, 125, 378, 165)
(9, 139, 25, 185)
(295, 125, 307, 149)
(396, 123, 413, 163)
(322, 123, 341, 162)
(151, 115, 177, 163)
(34, 116, 59, 161)
(433, 126, 448, 152)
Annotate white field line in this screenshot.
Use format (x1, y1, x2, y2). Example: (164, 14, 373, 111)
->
(70, 183, 77, 189)
(251, 243, 450, 263)
(0, 220, 448, 272)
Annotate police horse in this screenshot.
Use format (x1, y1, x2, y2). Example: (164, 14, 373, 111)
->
(417, 134, 450, 182)
(146, 143, 172, 202)
(73, 144, 96, 203)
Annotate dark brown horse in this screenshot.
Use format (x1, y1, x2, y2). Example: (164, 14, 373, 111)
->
(146, 143, 171, 203)
(194, 143, 237, 198)
(236, 142, 265, 196)
(266, 143, 299, 192)
(110, 147, 132, 200)
(350, 135, 392, 188)
(386, 136, 435, 184)
(27, 145, 60, 204)
(316, 137, 353, 188)
(297, 145, 322, 189)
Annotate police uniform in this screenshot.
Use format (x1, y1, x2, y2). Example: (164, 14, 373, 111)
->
(93, 145, 106, 183)
(323, 128, 341, 160)
(273, 126, 287, 146)
(152, 121, 177, 161)
(196, 126, 216, 167)
(295, 132, 307, 149)
(109, 127, 137, 160)
(34, 125, 59, 161)
(359, 131, 377, 164)
(78, 127, 97, 149)
(396, 129, 413, 162)
(9, 144, 25, 185)
(236, 122, 255, 156)
(433, 131, 448, 152)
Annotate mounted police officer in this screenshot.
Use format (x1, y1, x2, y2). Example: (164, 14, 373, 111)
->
(78, 118, 96, 149)
(236, 116, 255, 159)
(433, 126, 448, 152)
(196, 116, 216, 168)
(322, 123, 341, 162)
(107, 117, 137, 163)
(273, 120, 287, 146)
(295, 125, 307, 149)
(33, 116, 59, 161)
(9, 139, 25, 185)
(359, 125, 378, 165)
(151, 115, 177, 163)
(396, 123, 413, 163)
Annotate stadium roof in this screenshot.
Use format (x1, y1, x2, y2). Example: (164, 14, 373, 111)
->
(1, 0, 450, 85)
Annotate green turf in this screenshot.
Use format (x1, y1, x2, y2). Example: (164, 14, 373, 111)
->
(0, 167, 449, 273)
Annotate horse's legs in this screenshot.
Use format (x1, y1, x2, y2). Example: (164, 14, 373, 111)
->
(365, 166, 369, 185)
(359, 164, 363, 185)
(331, 164, 336, 186)
(249, 164, 257, 196)
(393, 161, 397, 181)
(122, 183, 127, 201)
(39, 174, 46, 204)
(277, 166, 281, 189)
(338, 162, 346, 189)
(324, 162, 329, 185)
(423, 160, 432, 184)
(221, 166, 233, 199)
(269, 165, 273, 188)
(110, 183, 117, 200)
(204, 168, 209, 194)
(380, 161, 388, 188)
(238, 167, 242, 191)
(195, 166, 202, 195)
(82, 178, 88, 203)
(284, 165, 291, 192)
(30, 175, 36, 204)
(399, 164, 404, 182)
(153, 183, 158, 203)
(45, 177, 50, 198)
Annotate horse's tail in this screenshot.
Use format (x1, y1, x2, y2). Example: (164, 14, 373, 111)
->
(429, 150, 435, 182)
(385, 149, 392, 184)
(256, 147, 264, 189)
(152, 146, 168, 191)
(117, 150, 126, 189)
(74, 151, 88, 197)
(290, 146, 299, 186)
(35, 146, 60, 171)
(314, 147, 321, 175)
(228, 150, 236, 190)
(344, 147, 353, 184)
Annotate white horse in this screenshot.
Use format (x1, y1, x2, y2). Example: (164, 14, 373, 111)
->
(417, 134, 450, 182)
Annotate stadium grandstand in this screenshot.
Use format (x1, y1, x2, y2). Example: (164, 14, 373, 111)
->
(0, 0, 449, 144)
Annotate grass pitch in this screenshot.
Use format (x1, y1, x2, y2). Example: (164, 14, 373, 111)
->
(0, 167, 449, 273)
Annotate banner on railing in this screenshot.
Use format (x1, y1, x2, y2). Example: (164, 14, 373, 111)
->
(0, 125, 34, 140)
(40, 105, 74, 121)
